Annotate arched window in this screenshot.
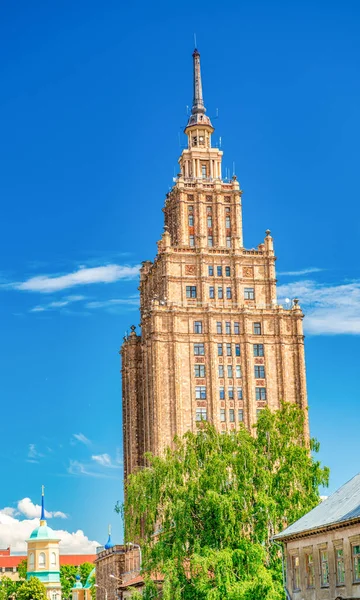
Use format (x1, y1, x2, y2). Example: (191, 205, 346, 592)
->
(51, 552, 56, 567)
(29, 553, 34, 568)
(39, 552, 46, 568)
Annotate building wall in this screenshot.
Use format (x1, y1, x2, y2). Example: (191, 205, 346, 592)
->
(121, 100, 309, 479)
(285, 522, 360, 599)
(94, 546, 140, 600)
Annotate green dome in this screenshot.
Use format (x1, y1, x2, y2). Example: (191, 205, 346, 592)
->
(84, 568, 95, 589)
(28, 524, 59, 541)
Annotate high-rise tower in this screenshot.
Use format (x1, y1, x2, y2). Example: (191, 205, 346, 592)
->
(121, 49, 308, 478)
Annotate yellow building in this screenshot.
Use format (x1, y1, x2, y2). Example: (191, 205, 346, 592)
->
(26, 488, 61, 600)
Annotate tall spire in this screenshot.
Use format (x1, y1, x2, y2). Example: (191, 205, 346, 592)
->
(104, 524, 114, 550)
(186, 49, 213, 130)
(40, 485, 46, 526)
(192, 49, 205, 115)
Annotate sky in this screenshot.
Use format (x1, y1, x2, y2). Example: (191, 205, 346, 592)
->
(1, 0, 360, 551)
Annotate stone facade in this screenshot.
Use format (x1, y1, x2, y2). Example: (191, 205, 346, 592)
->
(94, 545, 141, 600)
(283, 522, 360, 599)
(121, 49, 309, 479)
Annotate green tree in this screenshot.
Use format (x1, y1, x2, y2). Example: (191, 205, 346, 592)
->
(124, 403, 329, 600)
(0, 576, 18, 600)
(16, 577, 47, 600)
(17, 559, 27, 581)
(79, 563, 94, 587)
(60, 565, 77, 600)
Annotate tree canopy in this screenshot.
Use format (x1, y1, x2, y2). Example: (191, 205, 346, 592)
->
(17, 559, 27, 581)
(124, 403, 329, 599)
(16, 577, 47, 600)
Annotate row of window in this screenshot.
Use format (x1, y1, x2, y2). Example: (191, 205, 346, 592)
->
(208, 266, 231, 277)
(190, 236, 232, 248)
(220, 409, 243, 422)
(188, 215, 232, 229)
(292, 544, 360, 591)
(186, 286, 255, 300)
(219, 386, 243, 400)
(194, 321, 262, 335)
(194, 343, 264, 357)
(195, 408, 264, 422)
(28, 551, 57, 569)
(195, 365, 265, 378)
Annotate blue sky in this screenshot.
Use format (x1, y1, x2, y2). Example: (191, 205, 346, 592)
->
(1, 0, 360, 550)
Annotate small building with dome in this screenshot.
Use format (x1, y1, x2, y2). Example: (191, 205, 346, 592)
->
(26, 487, 61, 600)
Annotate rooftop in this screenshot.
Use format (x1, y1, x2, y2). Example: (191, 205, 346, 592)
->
(274, 472, 360, 540)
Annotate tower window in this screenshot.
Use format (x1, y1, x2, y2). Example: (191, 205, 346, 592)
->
(218, 365, 224, 378)
(227, 365, 233, 378)
(194, 343, 205, 355)
(216, 322, 222, 334)
(188, 214, 194, 226)
(220, 409, 226, 422)
(238, 409, 244, 422)
(39, 553, 46, 569)
(226, 236, 231, 248)
(255, 387, 267, 401)
(235, 344, 240, 356)
(219, 386, 225, 399)
(217, 266, 222, 276)
(194, 364, 205, 378)
(226, 287, 232, 299)
(229, 409, 235, 422)
(244, 288, 255, 300)
(29, 553, 34, 569)
(218, 287, 223, 299)
(225, 322, 231, 334)
(236, 365, 241, 378)
(255, 366, 265, 379)
(50, 552, 56, 567)
(192, 136, 198, 147)
(196, 408, 207, 421)
(226, 343, 232, 356)
(234, 322, 240, 334)
(253, 344, 264, 357)
(208, 266, 214, 276)
(186, 286, 197, 298)
(208, 236, 213, 247)
(194, 321, 203, 334)
(225, 266, 231, 277)
(189, 235, 195, 247)
(253, 322, 261, 335)
(225, 216, 231, 228)
(209, 286, 215, 299)
(237, 387, 243, 400)
(195, 386, 206, 399)
(217, 344, 223, 356)
(207, 216, 213, 227)
(201, 164, 207, 178)
(228, 387, 234, 399)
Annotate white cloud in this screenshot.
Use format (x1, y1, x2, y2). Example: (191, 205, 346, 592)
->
(73, 433, 91, 446)
(277, 279, 360, 335)
(67, 460, 119, 479)
(30, 295, 86, 313)
(27, 444, 44, 463)
(91, 453, 121, 468)
(17, 498, 67, 520)
(277, 267, 323, 276)
(8, 264, 140, 294)
(0, 505, 99, 553)
(86, 297, 139, 309)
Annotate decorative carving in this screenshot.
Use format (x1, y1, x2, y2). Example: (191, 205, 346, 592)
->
(254, 358, 264, 365)
(256, 379, 265, 386)
(185, 264, 196, 275)
(243, 266, 254, 278)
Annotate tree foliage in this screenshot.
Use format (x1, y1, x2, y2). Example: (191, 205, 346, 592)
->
(0, 576, 18, 600)
(16, 577, 47, 600)
(124, 403, 329, 599)
(60, 565, 77, 600)
(17, 559, 28, 581)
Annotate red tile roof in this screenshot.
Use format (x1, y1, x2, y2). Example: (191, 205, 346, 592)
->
(0, 555, 96, 568)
